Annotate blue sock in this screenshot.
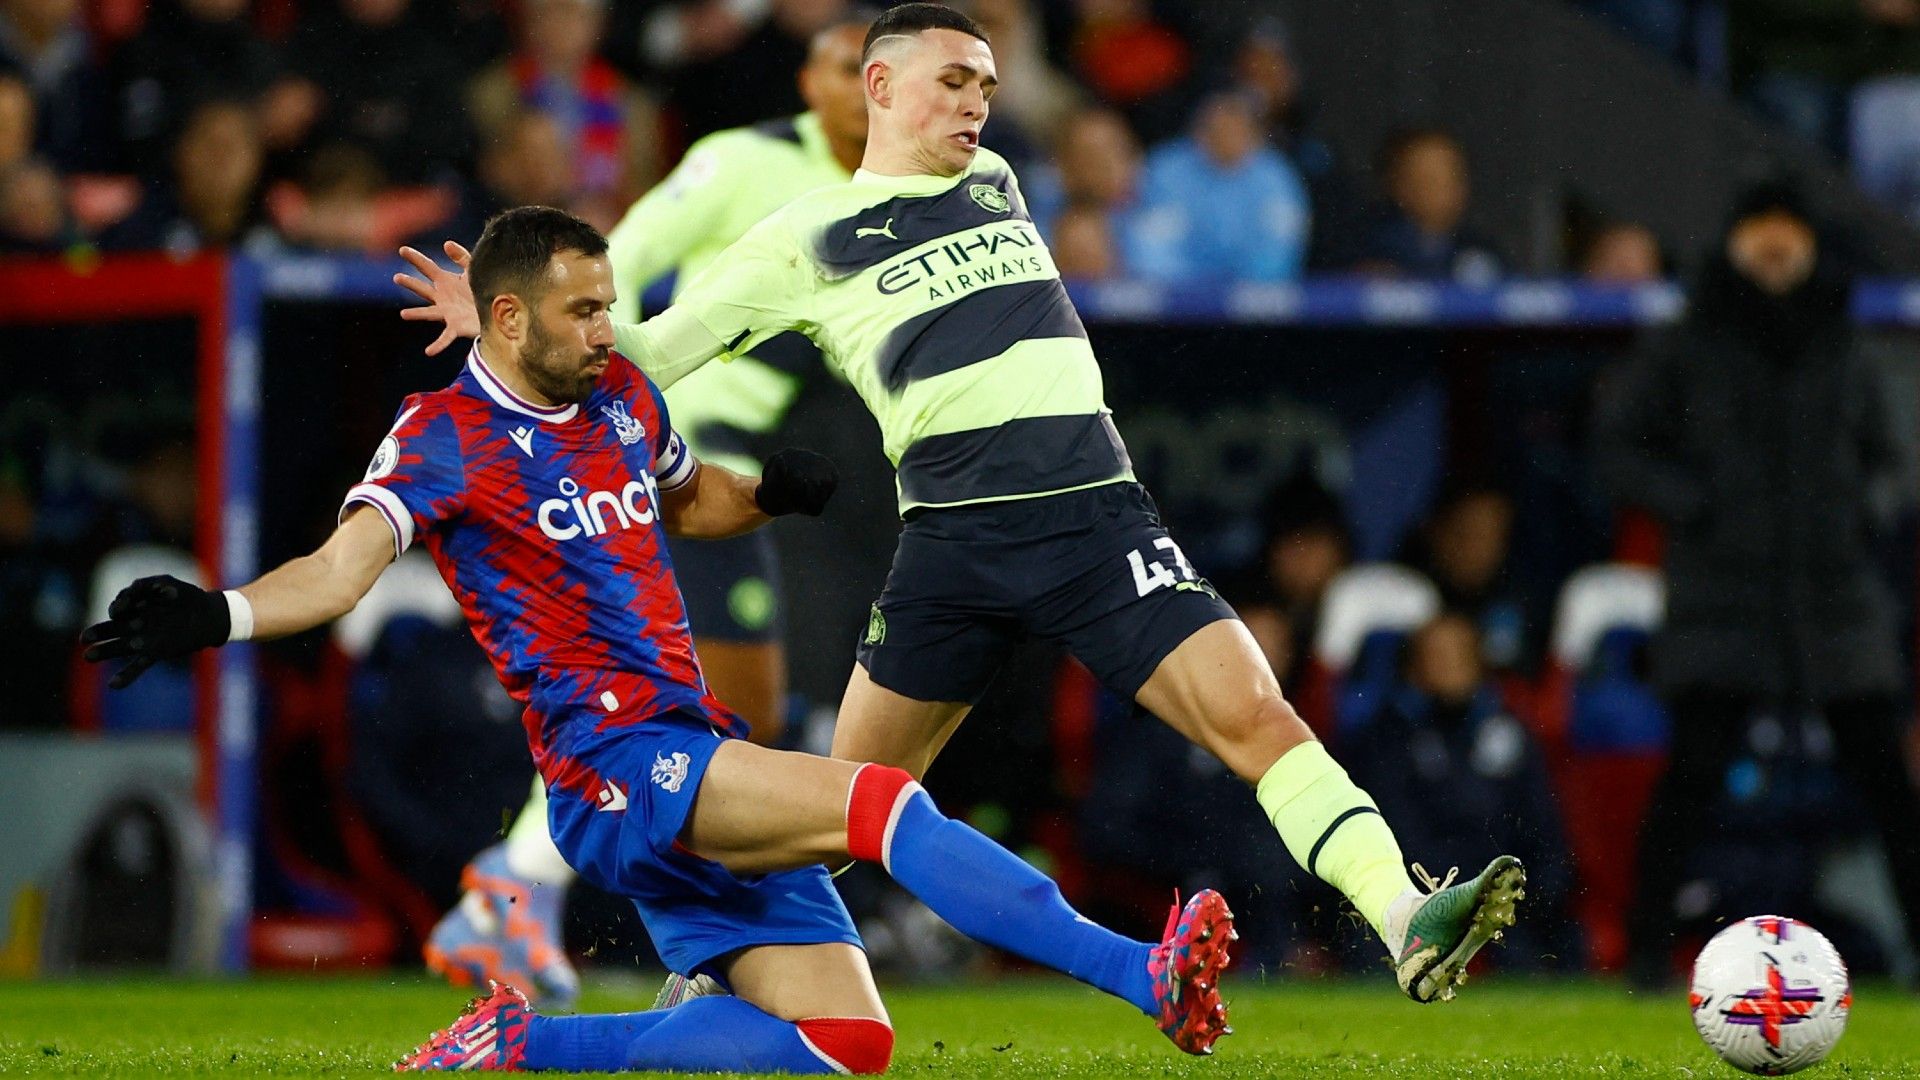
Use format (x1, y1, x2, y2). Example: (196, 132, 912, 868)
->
(524, 1010, 670, 1071)
(625, 995, 838, 1074)
(884, 789, 1157, 1014)
(525, 998, 838, 1074)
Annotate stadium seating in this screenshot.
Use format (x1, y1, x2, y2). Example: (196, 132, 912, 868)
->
(70, 545, 202, 735)
(1310, 563, 1441, 736)
(1538, 563, 1668, 971)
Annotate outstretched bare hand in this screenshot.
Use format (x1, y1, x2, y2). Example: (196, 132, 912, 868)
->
(394, 241, 479, 356)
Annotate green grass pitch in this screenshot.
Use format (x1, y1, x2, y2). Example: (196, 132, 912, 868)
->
(1, 976, 1915, 1077)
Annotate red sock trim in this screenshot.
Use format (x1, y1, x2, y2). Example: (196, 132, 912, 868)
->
(796, 1017, 894, 1075)
(846, 763, 917, 867)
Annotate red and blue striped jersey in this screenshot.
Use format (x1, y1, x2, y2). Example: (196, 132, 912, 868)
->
(340, 344, 741, 773)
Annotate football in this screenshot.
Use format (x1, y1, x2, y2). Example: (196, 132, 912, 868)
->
(1690, 916, 1851, 1075)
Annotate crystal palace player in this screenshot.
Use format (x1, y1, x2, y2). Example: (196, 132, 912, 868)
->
(82, 208, 1234, 1072)
(422, 14, 872, 1011)
(397, 3, 1526, 1006)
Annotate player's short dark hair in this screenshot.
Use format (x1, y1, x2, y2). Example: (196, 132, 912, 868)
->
(469, 206, 609, 329)
(862, 2, 989, 60)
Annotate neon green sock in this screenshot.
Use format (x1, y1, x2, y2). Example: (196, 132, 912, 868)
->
(503, 778, 575, 885)
(1255, 740, 1411, 939)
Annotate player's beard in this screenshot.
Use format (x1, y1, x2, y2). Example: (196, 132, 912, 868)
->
(521, 320, 608, 405)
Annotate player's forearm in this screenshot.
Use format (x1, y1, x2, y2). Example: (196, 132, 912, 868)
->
(235, 553, 376, 640)
(234, 510, 395, 639)
(663, 462, 770, 540)
(613, 308, 726, 391)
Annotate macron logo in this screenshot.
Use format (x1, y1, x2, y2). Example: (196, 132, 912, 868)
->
(597, 780, 627, 813)
(509, 426, 535, 458)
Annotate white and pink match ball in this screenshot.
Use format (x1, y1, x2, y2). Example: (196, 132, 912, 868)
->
(1689, 916, 1851, 1075)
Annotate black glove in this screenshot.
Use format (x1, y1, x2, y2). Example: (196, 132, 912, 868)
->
(79, 575, 231, 689)
(754, 448, 838, 517)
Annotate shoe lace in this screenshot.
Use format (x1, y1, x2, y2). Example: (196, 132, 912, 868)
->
(1411, 863, 1459, 895)
(1159, 889, 1183, 946)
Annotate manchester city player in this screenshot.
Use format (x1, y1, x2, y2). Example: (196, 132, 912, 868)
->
(421, 13, 872, 1009)
(400, 4, 1525, 1005)
(86, 207, 1236, 1071)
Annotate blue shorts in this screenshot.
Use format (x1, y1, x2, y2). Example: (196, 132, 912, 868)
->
(544, 710, 860, 977)
(665, 530, 782, 643)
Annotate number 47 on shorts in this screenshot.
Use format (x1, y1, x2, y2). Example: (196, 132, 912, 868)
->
(1126, 537, 1210, 598)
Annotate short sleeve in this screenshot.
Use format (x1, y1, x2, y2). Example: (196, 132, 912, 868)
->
(339, 398, 466, 556)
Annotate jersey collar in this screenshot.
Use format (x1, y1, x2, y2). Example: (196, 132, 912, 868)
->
(851, 161, 968, 195)
(467, 343, 580, 423)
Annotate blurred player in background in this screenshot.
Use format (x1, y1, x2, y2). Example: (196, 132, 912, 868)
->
(400, 3, 1526, 1006)
(422, 12, 872, 1008)
(86, 207, 1237, 1072)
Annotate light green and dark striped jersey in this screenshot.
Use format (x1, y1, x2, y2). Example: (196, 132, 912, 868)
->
(606, 113, 851, 475)
(614, 146, 1133, 515)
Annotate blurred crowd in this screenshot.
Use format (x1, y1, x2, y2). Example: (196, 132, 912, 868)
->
(4, 1, 1919, 263)
(0, 0, 1686, 284)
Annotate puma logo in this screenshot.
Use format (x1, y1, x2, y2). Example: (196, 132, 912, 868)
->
(855, 217, 897, 240)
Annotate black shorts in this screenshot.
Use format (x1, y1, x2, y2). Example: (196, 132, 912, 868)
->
(665, 530, 782, 644)
(856, 482, 1235, 704)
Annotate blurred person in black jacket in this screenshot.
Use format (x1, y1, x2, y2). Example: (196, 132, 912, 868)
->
(1596, 182, 1920, 985)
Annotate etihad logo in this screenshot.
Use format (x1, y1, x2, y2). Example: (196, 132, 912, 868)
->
(875, 222, 1045, 298)
(537, 474, 661, 541)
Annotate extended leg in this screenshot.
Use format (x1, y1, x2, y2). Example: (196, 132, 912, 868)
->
(401, 740, 1235, 1071)
(515, 944, 893, 1074)
(1136, 619, 1523, 1002)
(684, 740, 1234, 1053)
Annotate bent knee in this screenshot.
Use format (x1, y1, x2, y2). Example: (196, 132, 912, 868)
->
(796, 1016, 894, 1074)
(1206, 691, 1307, 748)
(1202, 693, 1312, 778)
